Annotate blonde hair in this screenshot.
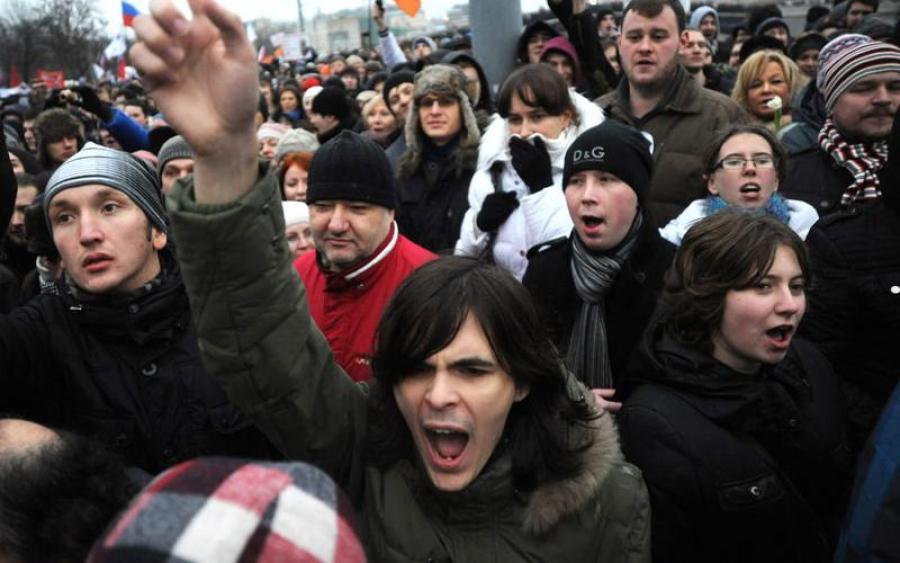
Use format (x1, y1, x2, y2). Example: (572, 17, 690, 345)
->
(731, 50, 805, 117)
(361, 94, 389, 120)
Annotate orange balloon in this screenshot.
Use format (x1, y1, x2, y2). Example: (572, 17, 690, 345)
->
(395, 0, 421, 17)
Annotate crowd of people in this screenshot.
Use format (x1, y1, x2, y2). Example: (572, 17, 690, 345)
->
(0, 0, 897, 561)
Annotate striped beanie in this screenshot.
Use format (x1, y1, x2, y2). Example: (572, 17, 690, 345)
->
(818, 39, 900, 113)
(87, 457, 366, 563)
(156, 135, 194, 176)
(44, 142, 168, 233)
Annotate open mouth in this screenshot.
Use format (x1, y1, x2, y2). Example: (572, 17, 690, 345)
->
(425, 427, 469, 463)
(765, 324, 794, 344)
(582, 216, 604, 227)
(739, 184, 761, 194)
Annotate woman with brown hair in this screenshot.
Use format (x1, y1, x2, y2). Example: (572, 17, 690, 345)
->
(620, 211, 853, 562)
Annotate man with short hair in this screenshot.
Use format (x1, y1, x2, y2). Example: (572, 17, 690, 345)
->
(784, 38, 900, 215)
(0, 143, 277, 473)
(389, 65, 480, 252)
(845, 0, 877, 29)
(122, 98, 150, 128)
(597, 0, 746, 227)
(680, 28, 709, 86)
(294, 130, 434, 381)
(156, 135, 194, 194)
(129, 4, 652, 557)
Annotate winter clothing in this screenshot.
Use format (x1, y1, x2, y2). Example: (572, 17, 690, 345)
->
(509, 137, 553, 193)
(456, 90, 604, 279)
(659, 195, 819, 245)
(44, 142, 168, 234)
(755, 17, 791, 40)
(282, 200, 309, 226)
(390, 65, 480, 252)
(377, 29, 408, 69)
(156, 135, 193, 177)
(307, 130, 397, 210)
(835, 383, 900, 563)
(783, 142, 856, 215)
(441, 51, 494, 114)
(0, 252, 278, 473)
(275, 128, 319, 164)
(101, 108, 152, 153)
(524, 221, 674, 395)
(294, 223, 434, 382)
(381, 71, 415, 115)
(88, 457, 365, 563)
(540, 36, 584, 86)
(818, 118, 888, 204)
(516, 21, 560, 65)
(166, 168, 652, 562)
(779, 80, 826, 155)
(312, 87, 353, 121)
(562, 120, 652, 199)
(620, 330, 854, 562)
(597, 66, 747, 228)
(256, 122, 289, 143)
(689, 6, 720, 56)
(34, 108, 83, 170)
(817, 40, 900, 113)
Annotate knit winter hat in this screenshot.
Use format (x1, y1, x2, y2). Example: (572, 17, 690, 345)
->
(755, 17, 790, 37)
(311, 87, 352, 120)
(382, 71, 415, 113)
(276, 128, 319, 164)
(307, 130, 397, 209)
(301, 76, 321, 91)
(257, 122, 290, 142)
(818, 39, 900, 113)
(44, 142, 168, 233)
(86, 457, 365, 563)
(282, 201, 310, 226)
(156, 135, 193, 176)
(563, 121, 653, 204)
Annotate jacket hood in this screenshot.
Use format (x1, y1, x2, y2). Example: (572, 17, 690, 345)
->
(477, 88, 605, 170)
(523, 394, 623, 534)
(516, 21, 560, 64)
(689, 6, 719, 30)
(540, 36, 584, 86)
(441, 51, 494, 113)
(791, 80, 826, 134)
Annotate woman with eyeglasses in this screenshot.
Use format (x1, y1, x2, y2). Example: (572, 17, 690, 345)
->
(659, 124, 818, 246)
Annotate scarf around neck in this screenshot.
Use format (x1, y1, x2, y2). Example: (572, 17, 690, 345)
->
(818, 118, 888, 206)
(704, 193, 791, 224)
(567, 212, 643, 389)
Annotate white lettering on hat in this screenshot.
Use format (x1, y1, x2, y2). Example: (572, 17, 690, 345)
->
(573, 146, 606, 163)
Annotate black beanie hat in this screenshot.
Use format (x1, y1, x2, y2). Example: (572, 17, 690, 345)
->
(382, 71, 415, 113)
(306, 130, 397, 209)
(311, 86, 351, 120)
(563, 121, 653, 204)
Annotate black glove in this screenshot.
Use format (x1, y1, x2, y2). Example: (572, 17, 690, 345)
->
(476, 191, 519, 232)
(25, 195, 58, 260)
(509, 136, 554, 194)
(75, 86, 113, 122)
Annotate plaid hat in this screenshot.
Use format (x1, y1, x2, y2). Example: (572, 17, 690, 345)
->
(563, 121, 653, 204)
(276, 128, 319, 164)
(307, 130, 397, 209)
(86, 457, 365, 563)
(818, 39, 900, 113)
(44, 142, 168, 233)
(156, 135, 194, 176)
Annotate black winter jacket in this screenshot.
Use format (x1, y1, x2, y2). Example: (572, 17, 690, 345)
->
(522, 223, 675, 396)
(620, 331, 854, 562)
(0, 254, 278, 473)
(783, 145, 854, 216)
(799, 201, 900, 448)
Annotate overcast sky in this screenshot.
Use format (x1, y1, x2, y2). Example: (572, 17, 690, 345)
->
(95, 0, 548, 31)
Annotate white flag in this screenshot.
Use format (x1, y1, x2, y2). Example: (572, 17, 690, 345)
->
(104, 33, 127, 59)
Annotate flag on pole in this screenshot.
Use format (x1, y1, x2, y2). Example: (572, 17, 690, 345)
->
(395, 0, 421, 17)
(105, 33, 128, 59)
(122, 1, 140, 27)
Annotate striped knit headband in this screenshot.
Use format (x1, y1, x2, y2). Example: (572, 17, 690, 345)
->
(817, 40, 900, 114)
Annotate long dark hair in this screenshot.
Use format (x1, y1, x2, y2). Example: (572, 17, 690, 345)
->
(367, 256, 596, 491)
(660, 211, 811, 352)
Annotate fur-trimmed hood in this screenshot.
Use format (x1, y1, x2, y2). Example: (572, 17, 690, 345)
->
(522, 394, 624, 535)
(477, 88, 605, 171)
(398, 64, 480, 179)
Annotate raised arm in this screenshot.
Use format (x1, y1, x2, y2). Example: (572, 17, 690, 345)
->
(130, 0, 368, 500)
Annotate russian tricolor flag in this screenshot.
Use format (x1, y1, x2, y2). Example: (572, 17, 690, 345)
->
(122, 1, 140, 27)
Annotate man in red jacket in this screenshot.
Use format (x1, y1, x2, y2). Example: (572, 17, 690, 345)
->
(294, 130, 435, 382)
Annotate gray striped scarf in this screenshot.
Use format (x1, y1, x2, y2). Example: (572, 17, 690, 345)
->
(567, 212, 643, 389)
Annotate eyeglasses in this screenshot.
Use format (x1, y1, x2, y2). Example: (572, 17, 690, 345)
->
(715, 155, 776, 170)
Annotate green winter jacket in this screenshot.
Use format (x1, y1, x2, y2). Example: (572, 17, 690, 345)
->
(167, 163, 652, 562)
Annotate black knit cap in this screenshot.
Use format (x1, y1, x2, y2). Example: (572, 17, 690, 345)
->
(306, 130, 397, 209)
(311, 86, 351, 120)
(563, 121, 653, 204)
(382, 71, 415, 114)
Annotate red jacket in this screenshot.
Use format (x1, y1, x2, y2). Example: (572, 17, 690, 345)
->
(293, 224, 435, 382)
